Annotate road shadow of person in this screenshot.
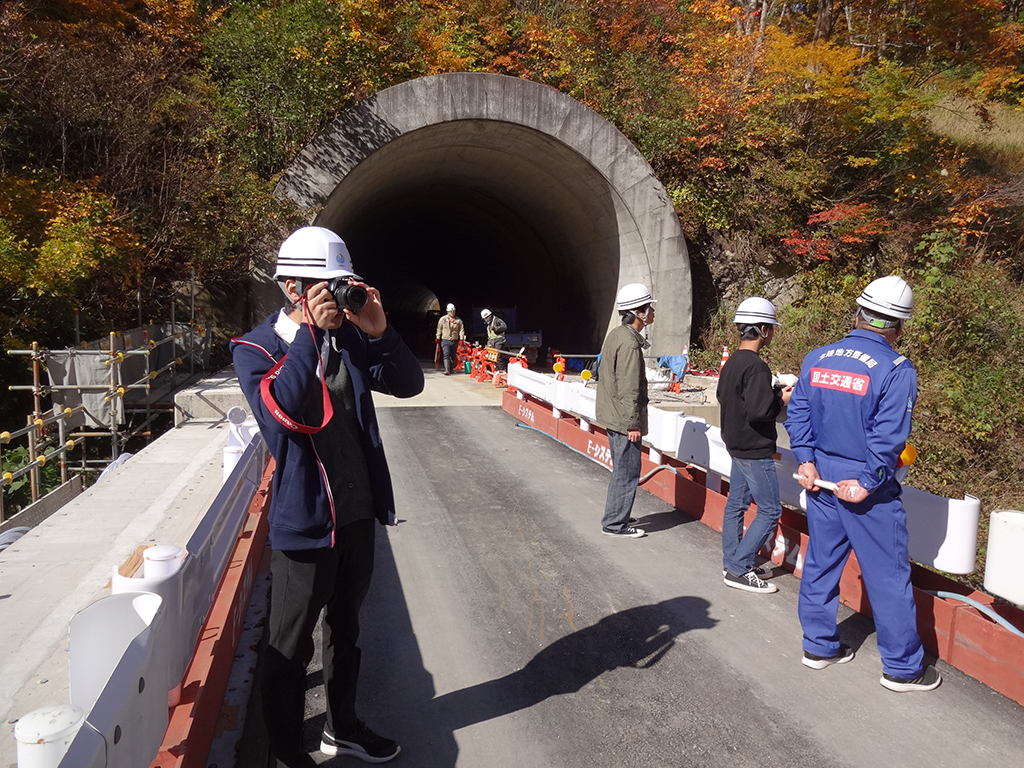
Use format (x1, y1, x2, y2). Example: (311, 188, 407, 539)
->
(312, 496, 717, 766)
(429, 595, 718, 734)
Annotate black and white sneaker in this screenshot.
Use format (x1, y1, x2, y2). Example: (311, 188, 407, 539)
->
(723, 565, 772, 579)
(723, 569, 778, 593)
(602, 526, 645, 538)
(802, 643, 855, 669)
(321, 722, 400, 763)
(880, 665, 942, 692)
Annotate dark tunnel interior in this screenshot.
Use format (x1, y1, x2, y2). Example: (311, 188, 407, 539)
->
(317, 121, 625, 361)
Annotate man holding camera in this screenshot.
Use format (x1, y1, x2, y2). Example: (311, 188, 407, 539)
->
(232, 226, 424, 766)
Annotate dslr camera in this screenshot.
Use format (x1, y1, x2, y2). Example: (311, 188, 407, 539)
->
(326, 277, 368, 311)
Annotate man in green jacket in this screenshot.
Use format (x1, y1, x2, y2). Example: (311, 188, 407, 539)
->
(596, 283, 656, 538)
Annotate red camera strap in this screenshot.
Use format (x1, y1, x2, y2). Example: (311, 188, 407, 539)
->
(259, 299, 334, 434)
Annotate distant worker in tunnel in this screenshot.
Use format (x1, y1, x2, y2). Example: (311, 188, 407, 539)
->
(481, 308, 507, 369)
(787, 276, 941, 693)
(436, 302, 466, 375)
(231, 226, 424, 767)
(718, 297, 792, 595)
(596, 283, 656, 538)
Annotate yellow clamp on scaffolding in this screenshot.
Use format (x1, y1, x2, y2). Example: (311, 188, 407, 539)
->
(64, 407, 73, 417)
(34, 418, 44, 428)
(104, 386, 126, 403)
(36, 454, 46, 467)
(2, 472, 12, 486)
(1, 431, 10, 444)
(66, 439, 76, 450)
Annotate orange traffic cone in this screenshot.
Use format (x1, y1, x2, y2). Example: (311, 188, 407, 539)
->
(720, 345, 730, 369)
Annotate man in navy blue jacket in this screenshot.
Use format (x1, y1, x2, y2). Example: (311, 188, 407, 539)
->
(232, 227, 423, 767)
(786, 276, 940, 693)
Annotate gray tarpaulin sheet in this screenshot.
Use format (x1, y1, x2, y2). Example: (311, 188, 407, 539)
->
(45, 325, 210, 428)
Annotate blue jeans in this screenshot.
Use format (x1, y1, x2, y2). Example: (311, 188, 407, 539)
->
(722, 457, 783, 575)
(601, 430, 641, 531)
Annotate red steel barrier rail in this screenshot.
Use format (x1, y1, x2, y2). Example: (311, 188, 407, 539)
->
(503, 388, 1024, 706)
(152, 458, 274, 768)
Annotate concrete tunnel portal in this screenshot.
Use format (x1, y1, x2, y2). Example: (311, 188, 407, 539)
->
(273, 73, 692, 361)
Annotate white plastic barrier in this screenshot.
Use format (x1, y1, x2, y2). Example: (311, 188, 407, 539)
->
(507, 364, 553, 404)
(15, 433, 270, 768)
(984, 510, 1024, 604)
(110, 546, 185, 707)
(511, 374, 981, 576)
(39, 593, 169, 768)
(223, 406, 259, 483)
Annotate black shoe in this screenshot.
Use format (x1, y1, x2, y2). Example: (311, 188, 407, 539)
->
(724, 569, 778, 593)
(723, 565, 772, 579)
(802, 643, 855, 669)
(321, 721, 400, 763)
(602, 526, 645, 538)
(880, 665, 942, 692)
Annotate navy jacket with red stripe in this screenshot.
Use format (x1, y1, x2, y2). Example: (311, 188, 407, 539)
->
(231, 313, 423, 550)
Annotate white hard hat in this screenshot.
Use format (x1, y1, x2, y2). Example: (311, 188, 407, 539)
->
(734, 297, 780, 326)
(481, 309, 492, 319)
(616, 283, 657, 311)
(274, 227, 358, 280)
(446, 303, 456, 312)
(857, 276, 913, 320)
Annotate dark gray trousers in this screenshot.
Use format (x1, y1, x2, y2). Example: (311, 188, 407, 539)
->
(262, 518, 376, 756)
(601, 430, 642, 530)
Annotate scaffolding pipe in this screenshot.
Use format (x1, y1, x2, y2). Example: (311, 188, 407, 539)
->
(0, 440, 76, 489)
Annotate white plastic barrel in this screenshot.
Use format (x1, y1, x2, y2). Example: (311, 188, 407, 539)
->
(15, 704, 84, 768)
(984, 510, 1024, 605)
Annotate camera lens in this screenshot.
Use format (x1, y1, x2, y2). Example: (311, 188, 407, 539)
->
(329, 279, 368, 311)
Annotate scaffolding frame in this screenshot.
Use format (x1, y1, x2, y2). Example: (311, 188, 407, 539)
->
(2, 314, 209, 523)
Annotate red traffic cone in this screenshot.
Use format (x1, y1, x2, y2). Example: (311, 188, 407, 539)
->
(720, 345, 730, 369)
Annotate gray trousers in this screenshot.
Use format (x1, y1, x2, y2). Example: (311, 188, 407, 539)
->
(601, 430, 641, 530)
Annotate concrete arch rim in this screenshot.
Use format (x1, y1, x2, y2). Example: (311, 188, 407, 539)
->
(277, 72, 691, 355)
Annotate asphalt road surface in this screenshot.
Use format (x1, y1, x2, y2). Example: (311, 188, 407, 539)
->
(295, 369, 1022, 768)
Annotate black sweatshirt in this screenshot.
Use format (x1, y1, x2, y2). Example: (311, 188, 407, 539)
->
(716, 349, 784, 459)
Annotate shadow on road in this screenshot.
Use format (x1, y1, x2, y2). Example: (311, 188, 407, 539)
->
(308, 527, 717, 766)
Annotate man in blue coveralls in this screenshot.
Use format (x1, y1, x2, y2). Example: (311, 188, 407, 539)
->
(786, 276, 941, 692)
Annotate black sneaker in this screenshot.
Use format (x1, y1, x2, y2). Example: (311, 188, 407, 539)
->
(802, 643, 855, 669)
(602, 526, 645, 538)
(880, 665, 942, 692)
(724, 569, 778, 593)
(321, 721, 400, 763)
(723, 565, 772, 579)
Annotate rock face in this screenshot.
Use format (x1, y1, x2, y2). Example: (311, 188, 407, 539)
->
(703, 230, 804, 308)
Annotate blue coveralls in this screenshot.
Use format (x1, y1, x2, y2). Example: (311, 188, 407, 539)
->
(784, 329, 924, 678)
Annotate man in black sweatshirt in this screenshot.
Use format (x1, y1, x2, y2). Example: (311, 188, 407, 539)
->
(717, 297, 793, 593)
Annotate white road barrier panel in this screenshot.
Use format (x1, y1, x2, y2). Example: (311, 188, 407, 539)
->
(984, 510, 1024, 605)
(25, 592, 171, 768)
(16, 433, 270, 768)
(510, 370, 981, 575)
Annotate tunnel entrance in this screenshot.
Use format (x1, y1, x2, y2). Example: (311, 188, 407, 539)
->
(267, 73, 691, 359)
